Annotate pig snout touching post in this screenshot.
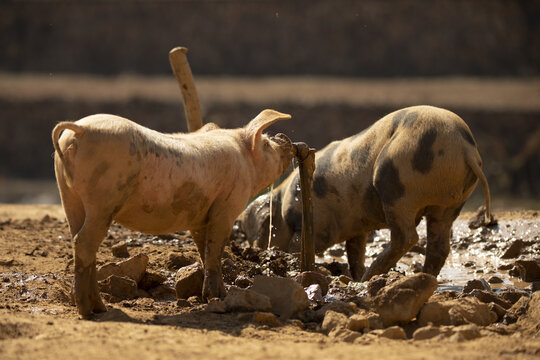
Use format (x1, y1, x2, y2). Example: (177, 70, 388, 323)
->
(52, 109, 293, 319)
(238, 105, 491, 283)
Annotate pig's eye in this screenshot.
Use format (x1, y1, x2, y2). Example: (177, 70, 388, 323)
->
(263, 139, 271, 148)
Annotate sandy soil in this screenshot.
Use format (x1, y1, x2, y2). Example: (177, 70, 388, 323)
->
(0, 204, 539, 359)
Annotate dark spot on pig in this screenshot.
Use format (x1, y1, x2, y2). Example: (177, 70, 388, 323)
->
(142, 203, 153, 214)
(402, 111, 419, 128)
(458, 125, 476, 146)
(463, 164, 478, 193)
(438, 149, 444, 156)
(390, 109, 408, 136)
(89, 162, 110, 188)
(313, 173, 340, 199)
(350, 141, 372, 164)
(412, 129, 438, 173)
(285, 208, 302, 233)
(362, 185, 385, 224)
(375, 160, 405, 206)
(130, 142, 136, 156)
(316, 142, 339, 175)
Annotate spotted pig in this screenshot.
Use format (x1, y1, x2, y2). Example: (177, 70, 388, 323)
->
(52, 109, 293, 318)
(238, 105, 491, 282)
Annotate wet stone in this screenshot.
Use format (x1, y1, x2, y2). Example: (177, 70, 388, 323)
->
(501, 239, 524, 259)
(175, 262, 204, 299)
(488, 276, 504, 284)
(463, 279, 491, 293)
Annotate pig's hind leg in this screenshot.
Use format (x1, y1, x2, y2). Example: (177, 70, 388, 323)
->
(423, 204, 463, 276)
(71, 211, 111, 318)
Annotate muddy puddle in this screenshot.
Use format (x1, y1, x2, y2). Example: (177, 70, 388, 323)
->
(319, 217, 540, 292)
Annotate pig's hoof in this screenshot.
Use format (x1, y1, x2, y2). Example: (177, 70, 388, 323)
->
(202, 276, 226, 301)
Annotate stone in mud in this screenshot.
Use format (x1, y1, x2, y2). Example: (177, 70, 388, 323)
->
(413, 324, 443, 340)
(223, 287, 272, 313)
(516, 291, 540, 335)
(111, 241, 129, 258)
(511, 259, 540, 282)
(315, 301, 357, 321)
(99, 275, 138, 300)
(498, 288, 530, 304)
(166, 252, 198, 271)
(295, 271, 330, 295)
(305, 284, 324, 303)
(468, 205, 497, 229)
(149, 285, 176, 301)
(500, 239, 524, 259)
(503, 295, 530, 324)
(417, 297, 498, 326)
(488, 276, 504, 284)
(346, 311, 371, 332)
(452, 324, 482, 341)
(463, 278, 491, 293)
(253, 312, 278, 325)
(321, 310, 348, 334)
(97, 253, 149, 284)
(139, 270, 167, 291)
(328, 327, 363, 342)
(234, 275, 253, 288)
(370, 273, 438, 327)
(488, 302, 507, 321)
(367, 275, 388, 297)
(466, 289, 512, 309)
(175, 262, 204, 299)
(250, 276, 309, 319)
(372, 326, 407, 340)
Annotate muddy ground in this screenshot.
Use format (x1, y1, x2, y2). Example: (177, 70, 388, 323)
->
(0, 204, 539, 359)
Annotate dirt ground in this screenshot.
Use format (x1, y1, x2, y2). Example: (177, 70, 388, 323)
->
(0, 204, 539, 359)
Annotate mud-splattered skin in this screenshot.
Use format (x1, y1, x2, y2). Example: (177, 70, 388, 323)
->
(238, 105, 491, 282)
(52, 110, 293, 318)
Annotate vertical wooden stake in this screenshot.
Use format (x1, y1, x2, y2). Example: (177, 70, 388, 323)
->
(169, 46, 203, 132)
(294, 142, 316, 272)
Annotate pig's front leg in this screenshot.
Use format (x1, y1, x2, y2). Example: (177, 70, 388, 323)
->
(345, 234, 369, 281)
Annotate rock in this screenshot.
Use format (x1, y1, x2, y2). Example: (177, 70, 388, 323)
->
(370, 273, 438, 327)
(166, 252, 198, 271)
(453, 324, 482, 340)
(512, 259, 540, 282)
(488, 302, 507, 321)
(500, 239, 524, 259)
(206, 298, 227, 313)
(223, 287, 272, 313)
(504, 295, 530, 324)
(250, 276, 309, 319)
(139, 271, 167, 291)
(498, 288, 530, 304)
(532, 282, 540, 292)
(373, 326, 407, 340)
(516, 291, 540, 335)
(97, 254, 149, 284)
(418, 297, 498, 326)
(321, 310, 348, 334)
(466, 289, 512, 309)
(234, 275, 252, 288)
(99, 275, 138, 299)
(305, 284, 324, 303)
(346, 311, 371, 332)
(175, 262, 204, 299)
(314, 300, 357, 321)
(462, 279, 491, 293)
(253, 312, 278, 325)
(367, 276, 387, 296)
(295, 271, 330, 295)
(338, 275, 352, 285)
(328, 327, 363, 342)
(487, 276, 504, 284)
(111, 241, 129, 258)
(149, 285, 176, 301)
(413, 324, 443, 340)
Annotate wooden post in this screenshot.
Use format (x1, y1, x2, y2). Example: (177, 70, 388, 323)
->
(169, 46, 203, 132)
(293, 142, 316, 272)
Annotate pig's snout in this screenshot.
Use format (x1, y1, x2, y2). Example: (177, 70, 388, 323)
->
(272, 133, 293, 152)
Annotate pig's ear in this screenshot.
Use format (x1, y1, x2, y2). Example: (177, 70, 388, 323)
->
(245, 109, 291, 151)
